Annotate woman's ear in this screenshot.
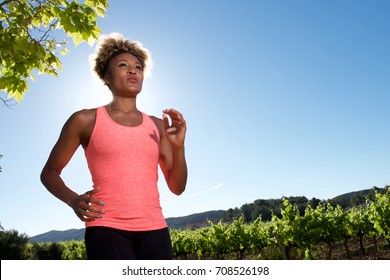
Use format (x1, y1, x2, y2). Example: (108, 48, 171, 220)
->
(104, 75, 110, 86)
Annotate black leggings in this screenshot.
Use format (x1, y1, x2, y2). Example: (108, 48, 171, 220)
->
(85, 226, 173, 260)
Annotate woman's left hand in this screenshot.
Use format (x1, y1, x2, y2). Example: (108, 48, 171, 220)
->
(163, 109, 187, 148)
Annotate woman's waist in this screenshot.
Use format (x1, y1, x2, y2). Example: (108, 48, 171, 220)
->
(92, 183, 159, 204)
(86, 204, 167, 231)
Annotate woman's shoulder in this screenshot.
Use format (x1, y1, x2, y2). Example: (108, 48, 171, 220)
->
(65, 108, 99, 147)
(64, 108, 99, 132)
(148, 115, 164, 135)
(148, 114, 163, 126)
(70, 108, 97, 123)
(148, 114, 163, 123)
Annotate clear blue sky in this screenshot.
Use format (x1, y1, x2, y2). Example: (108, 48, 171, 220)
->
(1, 0, 389, 237)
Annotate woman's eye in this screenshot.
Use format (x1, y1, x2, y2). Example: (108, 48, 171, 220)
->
(119, 63, 127, 67)
(135, 65, 143, 71)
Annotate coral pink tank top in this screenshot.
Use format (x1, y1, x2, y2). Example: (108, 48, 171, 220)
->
(84, 106, 167, 231)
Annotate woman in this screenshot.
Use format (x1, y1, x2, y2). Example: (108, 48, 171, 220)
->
(40, 33, 187, 260)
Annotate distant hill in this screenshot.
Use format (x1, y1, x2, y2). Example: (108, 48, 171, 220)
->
(29, 186, 387, 243)
(330, 188, 377, 207)
(30, 228, 85, 243)
(166, 210, 224, 229)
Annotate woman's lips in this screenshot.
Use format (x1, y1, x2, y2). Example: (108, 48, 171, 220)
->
(127, 77, 138, 83)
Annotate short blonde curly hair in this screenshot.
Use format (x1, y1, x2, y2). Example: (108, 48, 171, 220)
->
(90, 32, 152, 82)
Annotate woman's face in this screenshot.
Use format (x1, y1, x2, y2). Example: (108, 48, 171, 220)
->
(105, 52, 144, 97)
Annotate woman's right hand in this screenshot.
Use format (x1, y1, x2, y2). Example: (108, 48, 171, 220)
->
(70, 188, 105, 222)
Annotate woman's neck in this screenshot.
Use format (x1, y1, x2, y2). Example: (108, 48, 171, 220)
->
(108, 97, 139, 113)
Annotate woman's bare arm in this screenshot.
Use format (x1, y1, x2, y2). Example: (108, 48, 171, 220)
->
(40, 110, 105, 221)
(153, 109, 187, 195)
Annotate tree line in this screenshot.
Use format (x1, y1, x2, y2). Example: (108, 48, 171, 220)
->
(221, 186, 387, 223)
